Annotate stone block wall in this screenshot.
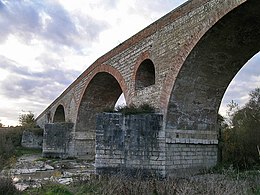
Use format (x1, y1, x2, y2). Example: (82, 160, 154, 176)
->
(73, 131, 96, 160)
(21, 128, 43, 149)
(96, 113, 218, 177)
(95, 113, 165, 177)
(43, 122, 74, 158)
(165, 129, 218, 177)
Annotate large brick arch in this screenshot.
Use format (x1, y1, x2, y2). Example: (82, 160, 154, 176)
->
(74, 65, 127, 157)
(164, 0, 260, 131)
(76, 64, 127, 131)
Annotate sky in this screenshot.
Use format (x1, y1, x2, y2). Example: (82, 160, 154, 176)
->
(0, 0, 259, 126)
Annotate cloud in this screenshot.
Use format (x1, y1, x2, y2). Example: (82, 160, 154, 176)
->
(0, 55, 80, 102)
(220, 52, 260, 115)
(0, 0, 108, 51)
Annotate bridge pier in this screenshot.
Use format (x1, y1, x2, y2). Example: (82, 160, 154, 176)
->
(73, 131, 95, 160)
(94, 113, 218, 177)
(42, 122, 74, 158)
(165, 129, 218, 177)
(95, 113, 165, 178)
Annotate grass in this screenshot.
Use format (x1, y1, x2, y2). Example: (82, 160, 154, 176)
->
(0, 126, 24, 170)
(0, 126, 42, 170)
(0, 177, 21, 195)
(22, 168, 260, 195)
(23, 183, 73, 195)
(15, 146, 42, 156)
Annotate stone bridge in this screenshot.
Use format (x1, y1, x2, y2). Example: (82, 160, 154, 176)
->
(36, 0, 260, 177)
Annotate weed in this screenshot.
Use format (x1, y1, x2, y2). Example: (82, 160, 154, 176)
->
(104, 103, 155, 115)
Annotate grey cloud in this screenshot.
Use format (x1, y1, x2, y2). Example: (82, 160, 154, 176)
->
(0, 0, 108, 50)
(0, 55, 33, 76)
(220, 55, 260, 110)
(0, 55, 80, 101)
(0, 72, 73, 102)
(0, 0, 4, 9)
(0, 0, 41, 43)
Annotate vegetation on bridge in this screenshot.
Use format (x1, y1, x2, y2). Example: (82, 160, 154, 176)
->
(104, 103, 155, 115)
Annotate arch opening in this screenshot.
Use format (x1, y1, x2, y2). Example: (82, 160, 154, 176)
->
(53, 105, 65, 123)
(76, 72, 123, 132)
(166, 0, 260, 131)
(219, 52, 260, 116)
(135, 59, 155, 90)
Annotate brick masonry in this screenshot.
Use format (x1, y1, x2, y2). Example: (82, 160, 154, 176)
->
(36, 0, 260, 175)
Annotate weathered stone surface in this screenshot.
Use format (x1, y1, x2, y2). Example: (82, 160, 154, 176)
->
(95, 113, 165, 177)
(21, 128, 43, 149)
(1, 154, 94, 191)
(43, 123, 74, 158)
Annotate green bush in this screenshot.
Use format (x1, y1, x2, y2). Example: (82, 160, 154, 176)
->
(0, 127, 24, 170)
(18, 111, 36, 128)
(24, 183, 72, 195)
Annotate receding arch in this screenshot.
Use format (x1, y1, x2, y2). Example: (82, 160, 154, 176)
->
(53, 104, 65, 123)
(135, 59, 155, 90)
(166, 0, 260, 131)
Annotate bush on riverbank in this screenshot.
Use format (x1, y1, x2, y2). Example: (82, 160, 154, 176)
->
(0, 127, 41, 170)
(0, 127, 24, 170)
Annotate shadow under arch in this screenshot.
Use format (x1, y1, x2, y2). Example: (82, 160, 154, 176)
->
(166, 0, 260, 131)
(53, 104, 65, 123)
(135, 59, 155, 90)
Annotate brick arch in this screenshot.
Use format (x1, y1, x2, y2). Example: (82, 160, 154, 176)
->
(164, 0, 260, 131)
(132, 51, 151, 82)
(74, 64, 127, 157)
(53, 104, 66, 123)
(133, 51, 155, 91)
(76, 64, 128, 125)
(81, 64, 128, 103)
(160, 1, 247, 112)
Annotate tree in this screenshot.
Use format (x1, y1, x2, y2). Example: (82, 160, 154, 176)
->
(18, 111, 36, 128)
(221, 88, 260, 169)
